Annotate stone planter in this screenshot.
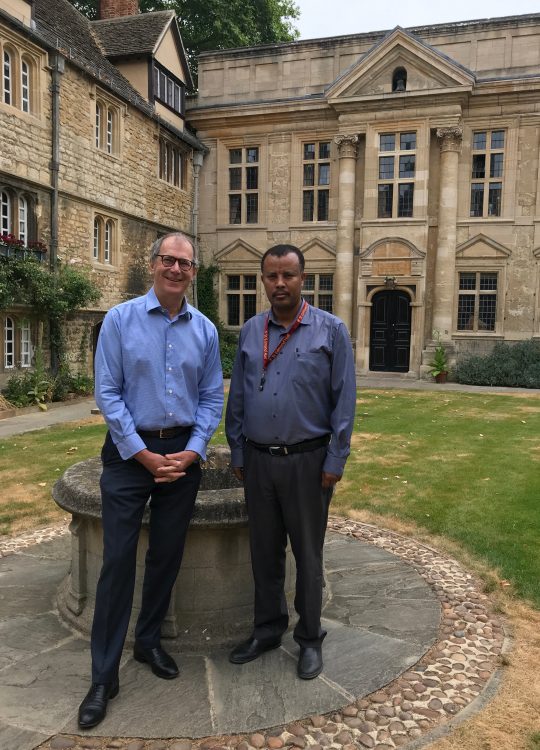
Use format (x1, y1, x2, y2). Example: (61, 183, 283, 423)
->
(52, 446, 296, 650)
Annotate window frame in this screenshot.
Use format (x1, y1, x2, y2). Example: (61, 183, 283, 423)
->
(228, 146, 260, 226)
(225, 273, 258, 327)
(376, 131, 416, 218)
(302, 140, 331, 223)
(469, 129, 505, 218)
(94, 93, 121, 156)
(152, 62, 186, 118)
(159, 137, 187, 190)
(302, 273, 334, 313)
(455, 269, 501, 334)
(92, 213, 117, 265)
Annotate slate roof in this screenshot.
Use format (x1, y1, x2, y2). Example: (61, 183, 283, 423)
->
(34, 0, 153, 113)
(92, 10, 174, 58)
(24, 0, 200, 148)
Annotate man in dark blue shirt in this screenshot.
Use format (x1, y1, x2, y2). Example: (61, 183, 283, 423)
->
(78, 232, 223, 729)
(226, 244, 355, 680)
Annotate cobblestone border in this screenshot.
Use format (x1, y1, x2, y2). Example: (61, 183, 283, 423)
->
(3, 518, 505, 750)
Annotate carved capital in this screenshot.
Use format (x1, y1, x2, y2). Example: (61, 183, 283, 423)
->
(334, 134, 358, 159)
(436, 126, 463, 153)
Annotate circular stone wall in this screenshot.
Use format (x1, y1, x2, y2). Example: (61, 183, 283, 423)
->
(52, 446, 296, 650)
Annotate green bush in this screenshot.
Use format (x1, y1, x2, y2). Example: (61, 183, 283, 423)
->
(455, 339, 540, 388)
(3, 370, 34, 407)
(218, 325, 238, 378)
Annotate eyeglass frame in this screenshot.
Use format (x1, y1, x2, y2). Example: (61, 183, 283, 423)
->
(155, 254, 197, 271)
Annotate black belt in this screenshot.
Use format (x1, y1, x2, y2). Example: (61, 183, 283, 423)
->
(138, 426, 192, 439)
(246, 434, 330, 456)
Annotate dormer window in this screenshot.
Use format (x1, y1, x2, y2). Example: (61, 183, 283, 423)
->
(153, 63, 185, 118)
(392, 67, 407, 92)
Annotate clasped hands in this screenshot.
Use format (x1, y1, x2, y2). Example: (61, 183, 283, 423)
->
(135, 448, 199, 483)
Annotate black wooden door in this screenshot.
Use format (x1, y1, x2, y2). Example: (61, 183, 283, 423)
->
(369, 291, 411, 372)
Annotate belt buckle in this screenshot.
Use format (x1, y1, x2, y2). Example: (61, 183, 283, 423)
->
(159, 428, 167, 439)
(269, 445, 287, 456)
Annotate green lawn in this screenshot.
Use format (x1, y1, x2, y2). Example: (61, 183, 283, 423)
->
(336, 390, 540, 607)
(1, 389, 539, 608)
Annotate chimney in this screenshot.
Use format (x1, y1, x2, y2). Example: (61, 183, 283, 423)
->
(98, 0, 139, 19)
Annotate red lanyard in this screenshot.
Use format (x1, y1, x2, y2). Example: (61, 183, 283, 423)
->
(259, 300, 308, 391)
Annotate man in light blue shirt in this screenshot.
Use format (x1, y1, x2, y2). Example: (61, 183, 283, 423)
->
(226, 244, 355, 681)
(78, 232, 223, 729)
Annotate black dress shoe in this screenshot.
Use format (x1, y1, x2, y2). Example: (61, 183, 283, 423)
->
(297, 646, 323, 680)
(133, 643, 179, 679)
(229, 636, 281, 664)
(78, 679, 119, 729)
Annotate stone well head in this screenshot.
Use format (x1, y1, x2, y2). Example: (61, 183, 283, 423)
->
(53, 445, 295, 650)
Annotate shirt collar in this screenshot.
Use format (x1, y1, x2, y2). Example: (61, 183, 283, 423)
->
(145, 288, 192, 319)
(268, 298, 312, 328)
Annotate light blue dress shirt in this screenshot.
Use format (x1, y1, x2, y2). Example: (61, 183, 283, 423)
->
(226, 302, 356, 476)
(95, 288, 223, 461)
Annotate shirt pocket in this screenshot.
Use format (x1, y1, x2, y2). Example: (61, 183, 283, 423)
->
(292, 349, 330, 378)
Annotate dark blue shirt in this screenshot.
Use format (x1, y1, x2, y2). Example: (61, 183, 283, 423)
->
(226, 302, 356, 476)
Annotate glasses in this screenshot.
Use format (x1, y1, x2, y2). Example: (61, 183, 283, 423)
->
(156, 254, 196, 271)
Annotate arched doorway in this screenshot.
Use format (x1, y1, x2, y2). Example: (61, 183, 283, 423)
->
(369, 290, 411, 371)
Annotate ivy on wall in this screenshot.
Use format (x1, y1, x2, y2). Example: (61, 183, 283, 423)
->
(196, 264, 238, 377)
(0, 254, 101, 359)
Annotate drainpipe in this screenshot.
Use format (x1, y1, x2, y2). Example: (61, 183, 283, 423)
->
(49, 53, 64, 372)
(191, 149, 204, 309)
(49, 53, 64, 268)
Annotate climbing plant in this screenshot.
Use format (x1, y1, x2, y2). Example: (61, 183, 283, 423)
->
(196, 263, 238, 377)
(0, 253, 101, 360)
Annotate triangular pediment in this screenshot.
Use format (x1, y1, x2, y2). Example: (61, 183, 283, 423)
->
(215, 239, 263, 263)
(456, 234, 511, 259)
(326, 27, 474, 102)
(300, 238, 336, 261)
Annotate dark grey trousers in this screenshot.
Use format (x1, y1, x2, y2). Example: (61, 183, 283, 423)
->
(243, 443, 333, 648)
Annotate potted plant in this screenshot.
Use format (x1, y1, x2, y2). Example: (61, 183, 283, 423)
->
(429, 330, 448, 383)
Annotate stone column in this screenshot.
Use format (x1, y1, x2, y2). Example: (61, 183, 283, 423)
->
(432, 126, 463, 339)
(333, 134, 358, 332)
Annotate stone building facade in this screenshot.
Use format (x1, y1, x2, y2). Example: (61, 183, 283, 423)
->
(187, 14, 540, 376)
(0, 0, 203, 383)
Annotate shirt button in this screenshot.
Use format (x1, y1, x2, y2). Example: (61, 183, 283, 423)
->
(168, 367, 172, 371)
(168, 412, 173, 416)
(168, 389, 173, 394)
(168, 344, 173, 348)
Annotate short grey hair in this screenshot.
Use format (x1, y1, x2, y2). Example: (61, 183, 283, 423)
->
(150, 232, 197, 265)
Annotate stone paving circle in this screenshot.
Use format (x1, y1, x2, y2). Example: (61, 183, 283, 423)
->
(0, 515, 507, 750)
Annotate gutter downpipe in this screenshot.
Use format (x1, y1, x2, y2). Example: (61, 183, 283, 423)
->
(191, 149, 204, 309)
(49, 53, 64, 371)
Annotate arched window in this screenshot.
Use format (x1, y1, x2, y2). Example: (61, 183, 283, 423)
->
(106, 109, 113, 154)
(93, 217, 102, 260)
(21, 59, 30, 112)
(95, 102, 102, 148)
(3, 51, 12, 105)
(1, 191, 11, 235)
(18, 195, 27, 243)
(104, 220, 113, 263)
(20, 320, 31, 367)
(4, 317, 14, 368)
(392, 67, 407, 92)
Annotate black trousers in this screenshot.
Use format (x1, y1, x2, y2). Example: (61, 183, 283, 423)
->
(90, 431, 201, 683)
(243, 443, 333, 648)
